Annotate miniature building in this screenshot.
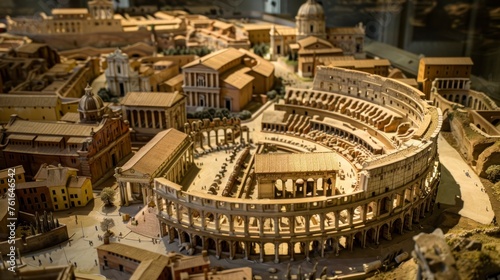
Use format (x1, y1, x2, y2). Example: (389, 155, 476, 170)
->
(417, 57, 473, 99)
(328, 59, 391, 77)
(104, 49, 185, 97)
(422, 57, 500, 174)
(16, 164, 93, 212)
(96, 243, 211, 280)
(0, 95, 71, 123)
(121, 91, 186, 141)
(154, 66, 441, 262)
(0, 85, 132, 183)
(182, 48, 274, 112)
(0, 43, 60, 93)
(0, 165, 25, 196)
(289, 36, 343, 77)
(269, 0, 365, 60)
(115, 128, 193, 206)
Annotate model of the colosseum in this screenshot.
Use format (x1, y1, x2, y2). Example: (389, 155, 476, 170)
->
(153, 66, 442, 263)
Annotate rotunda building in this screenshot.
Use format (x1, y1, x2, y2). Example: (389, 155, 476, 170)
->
(296, 0, 326, 40)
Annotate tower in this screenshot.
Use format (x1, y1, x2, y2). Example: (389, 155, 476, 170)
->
(296, 0, 326, 40)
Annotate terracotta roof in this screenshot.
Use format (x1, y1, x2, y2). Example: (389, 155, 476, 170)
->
(35, 136, 63, 142)
(121, 129, 188, 175)
(182, 48, 244, 71)
(221, 66, 254, 89)
(0, 94, 59, 107)
(52, 8, 89, 15)
(255, 152, 338, 174)
(8, 134, 36, 141)
(97, 243, 166, 262)
(238, 48, 274, 77)
(0, 165, 24, 179)
(243, 24, 273, 31)
(298, 36, 334, 49)
(60, 112, 80, 123)
(328, 59, 391, 68)
(130, 258, 169, 280)
(213, 20, 233, 30)
(34, 164, 78, 187)
(171, 255, 209, 271)
(165, 74, 183, 86)
(6, 118, 103, 137)
(121, 91, 184, 108)
(420, 57, 473, 65)
(298, 48, 343, 55)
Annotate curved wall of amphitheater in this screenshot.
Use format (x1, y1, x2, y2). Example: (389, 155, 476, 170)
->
(154, 66, 442, 263)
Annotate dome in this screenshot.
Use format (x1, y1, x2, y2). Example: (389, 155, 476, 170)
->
(78, 84, 105, 123)
(297, 0, 324, 19)
(78, 85, 104, 113)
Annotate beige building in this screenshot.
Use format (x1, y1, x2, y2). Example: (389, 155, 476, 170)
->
(328, 59, 391, 77)
(0, 165, 25, 196)
(269, 0, 365, 61)
(182, 48, 274, 112)
(290, 36, 343, 77)
(0, 95, 80, 123)
(417, 57, 473, 99)
(17, 164, 93, 212)
(115, 128, 193, 206)
(121, 91, 186, 141)
(104, 49, 192, 97)
(0, 86, 132, 183)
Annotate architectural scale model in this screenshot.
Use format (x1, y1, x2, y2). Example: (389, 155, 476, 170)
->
(1, 0, 500, 279)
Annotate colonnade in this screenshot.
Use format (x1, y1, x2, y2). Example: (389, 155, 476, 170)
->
(126, 109, 167, 129)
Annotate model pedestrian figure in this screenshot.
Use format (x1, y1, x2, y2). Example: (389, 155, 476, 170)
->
(74, 262, 77, 267)
(38, 259, 42, 266)
(49, 257, 53, 263)
(95, 259, 98, 266)
(95, 225, 98, 231)
(32, 256, 35, 260)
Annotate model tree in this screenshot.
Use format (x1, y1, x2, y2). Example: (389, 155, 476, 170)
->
(100, 187, 116, 206)
(100, 218, 115, 232)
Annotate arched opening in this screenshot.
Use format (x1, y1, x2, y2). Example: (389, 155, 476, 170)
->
(392, 218, 403, 234)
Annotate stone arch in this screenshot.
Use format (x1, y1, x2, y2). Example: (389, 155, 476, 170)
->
(193, 235, 203, 249)
(379, 223, 391, 241)
(206, 237, 217, 251)
(365, 227, 377, 244)
(278, 242, 289, 256)
(391, 217, 403, 234)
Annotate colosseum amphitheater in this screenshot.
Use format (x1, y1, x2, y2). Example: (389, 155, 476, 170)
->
(153, 66, 442, 263)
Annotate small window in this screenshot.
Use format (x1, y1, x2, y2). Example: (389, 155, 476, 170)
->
(55, 205, 59, 210)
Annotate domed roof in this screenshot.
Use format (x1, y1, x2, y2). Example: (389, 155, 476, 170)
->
(78, 84, 104, 113)
(297, 0, 324, 18)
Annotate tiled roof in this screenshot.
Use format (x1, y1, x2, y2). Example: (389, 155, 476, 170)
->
(255, 152, 338, 174)
(15, 43, 47, 54)
(298, 36, 333, 48)
(182, 48, 244, 71)
(238, 48, 274, 77)
(121, 91, 184, 108)
(97, 243, 165, 262)
(328, 59, 391, 68)
(0, 95, 59, 107)
(420, 57, 473, 65)
(121, 129, 188, 175)
(221, 66, 254, 89)
(6, 118, 102, 137)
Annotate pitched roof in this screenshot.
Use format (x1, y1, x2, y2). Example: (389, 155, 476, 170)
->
(97, 243, 166, 262)
(121, 129, 188, 175)
(255, 152, 338, 174)
(220, 66, 254, 89)
(182, 48, 244, 71)
(0, 94, 59, 107)
(121, 92, 184, 108)
(34, 164, 78, 186)
(16, 43, 47, 54)
(6, 118, 103, 137)
(165, 74, 183, 86)
(52, 8, 89, 15)
(238, 48, 274, 77)
(298, 36, 334, 49)
(420, 57, 473, 65)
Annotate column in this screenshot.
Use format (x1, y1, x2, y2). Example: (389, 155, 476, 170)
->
(259, 243, 264, 262)
(259, 218, 264, 237)
(216, 93, 220, 108)
(152, 111, 157, 129)
(215, 213, 220, 232)
(334, 211, 339, 228)
(274, 243, 279, 263)
(349, 208, 354, 226)
(229, 215, 234, 234)
(244, 242, 250, 260)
